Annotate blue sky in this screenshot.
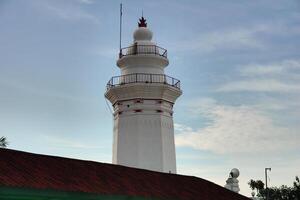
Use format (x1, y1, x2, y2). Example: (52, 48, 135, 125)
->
(1, 0, 300, 196)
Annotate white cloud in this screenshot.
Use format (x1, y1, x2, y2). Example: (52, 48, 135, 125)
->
(170, 25, 266, 54)
(0, 77, 99, 103)
(175, 99, 299, 154)
(174, 123, 193, 132)
(217, 79, 300, 93)
(42, 135, 108, 150)
(77, 0, 94, 4)
(254, 98, 290, 111)
(42, 1, 99, 23)
(201, 28, 264, 50)
(239, 60, 300, 76)
(241, 64, 285, 75)
(169, 16, 300, 55)
(217, 59, 300, 93)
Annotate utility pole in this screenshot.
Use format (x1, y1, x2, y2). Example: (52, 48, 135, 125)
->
(265, 168, 271, 200)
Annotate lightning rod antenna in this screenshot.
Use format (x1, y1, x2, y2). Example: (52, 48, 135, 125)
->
(119, 3, 123, 58)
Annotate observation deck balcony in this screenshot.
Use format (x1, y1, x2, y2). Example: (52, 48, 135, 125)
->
(119, 45, 167, 59)
(106, 73, 180, 91)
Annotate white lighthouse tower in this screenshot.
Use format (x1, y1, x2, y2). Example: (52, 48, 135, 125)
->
(105, 17, 182, 173)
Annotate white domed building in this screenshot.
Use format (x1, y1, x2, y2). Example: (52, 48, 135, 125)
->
(225, 168, 241, 193)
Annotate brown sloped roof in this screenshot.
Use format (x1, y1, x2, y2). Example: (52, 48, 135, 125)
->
(0, 148, 249, 200)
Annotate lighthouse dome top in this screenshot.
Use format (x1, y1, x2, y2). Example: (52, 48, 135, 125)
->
(117, 17, 169, 75)
(133, 17, 153, 41)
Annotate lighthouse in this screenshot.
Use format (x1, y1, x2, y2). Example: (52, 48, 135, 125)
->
(105, 17, 182, 173)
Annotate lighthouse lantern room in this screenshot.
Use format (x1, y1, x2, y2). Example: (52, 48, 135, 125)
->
(105, 17, 182, 173)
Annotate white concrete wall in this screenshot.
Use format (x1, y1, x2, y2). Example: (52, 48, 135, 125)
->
(161, 115, 177, 173)
(111, 98, 177, 173)
(117, 54, 168, 75)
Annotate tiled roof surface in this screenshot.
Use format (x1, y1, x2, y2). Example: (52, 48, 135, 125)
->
(0, 148, 249, 200)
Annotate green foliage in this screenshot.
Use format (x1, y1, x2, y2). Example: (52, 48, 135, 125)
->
(0, 136, 8, 148)
(249, 176, 300, 200)
(293, 176, 300, 199)
(249, 179, 265, 197)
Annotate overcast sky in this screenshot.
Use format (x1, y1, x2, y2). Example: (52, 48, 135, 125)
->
(1, 0, 300, 196)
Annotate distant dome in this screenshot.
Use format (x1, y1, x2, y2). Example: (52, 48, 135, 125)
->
(230, 168, 240, 178)
(133, 27, 153, 41)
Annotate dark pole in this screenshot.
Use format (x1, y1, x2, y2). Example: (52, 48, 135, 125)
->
(265, 168, 271, 200)
(119, 3, 123, 58)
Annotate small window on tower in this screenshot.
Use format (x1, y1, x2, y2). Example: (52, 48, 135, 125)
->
(157, 100, 162, 104)
(134, 99, 143, 103)
(134, 109, 142, 113)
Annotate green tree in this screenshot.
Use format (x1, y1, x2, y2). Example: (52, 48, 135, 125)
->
(292, 176, 300, 199)
(249, 176, 300, 200)
(0, 136, 8, 148)
(248, 179, 265, 197)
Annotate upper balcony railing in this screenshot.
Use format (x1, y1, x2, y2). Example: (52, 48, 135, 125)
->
(119, 44, 168, 59)
(106, 73, 180, 90)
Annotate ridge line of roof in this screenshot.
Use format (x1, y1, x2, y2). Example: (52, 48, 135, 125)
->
(0, 148, 205, 179)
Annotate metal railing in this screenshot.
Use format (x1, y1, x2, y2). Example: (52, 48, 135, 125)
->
(119, 45, 167, 58)
(106, 73, 180, 90)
